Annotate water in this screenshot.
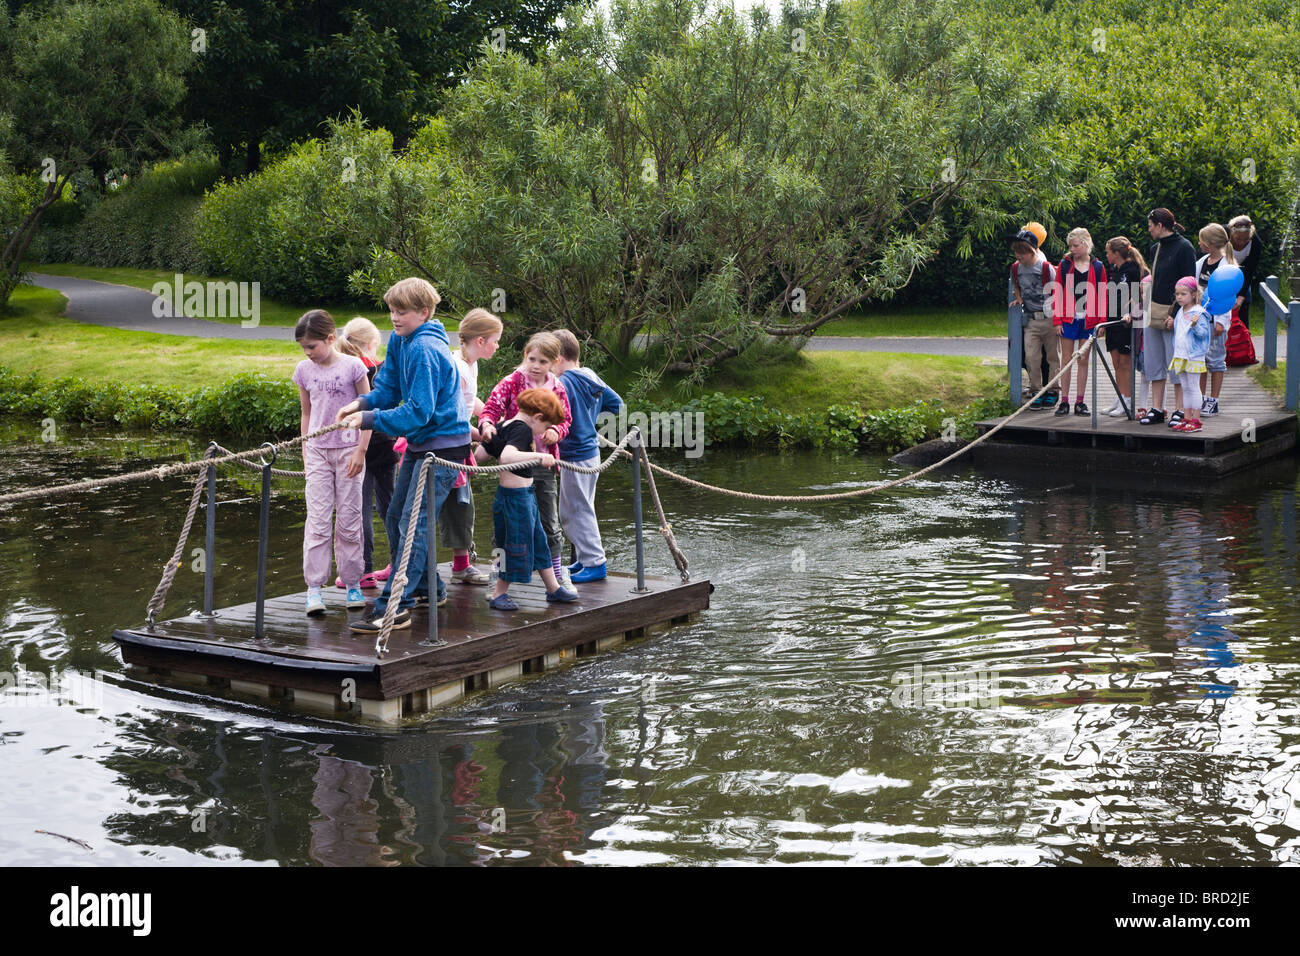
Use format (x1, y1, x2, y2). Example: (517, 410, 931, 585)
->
(2, 423, 1298, 866)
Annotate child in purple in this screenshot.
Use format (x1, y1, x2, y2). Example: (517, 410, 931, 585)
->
(292, 309, 371, 616)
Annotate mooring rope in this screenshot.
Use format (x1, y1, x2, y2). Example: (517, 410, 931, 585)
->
(376, 455, 432, 658)
(144, 459, 212, 624)
(597, 337, 1098, 504)
(633, 441, 691, 581)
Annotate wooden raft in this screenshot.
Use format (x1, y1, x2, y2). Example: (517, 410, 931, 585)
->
(972, 366, 1297, 480)
(113, 565, 710, 724)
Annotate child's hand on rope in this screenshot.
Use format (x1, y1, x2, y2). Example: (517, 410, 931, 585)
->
(338, 412, 364, 430)
(538, 453, 556, 469)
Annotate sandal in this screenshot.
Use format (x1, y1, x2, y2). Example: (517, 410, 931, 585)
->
(1137, 408, 1164, 425)
(1167, 410, 1185, 428)
(487, 593, 518, 611)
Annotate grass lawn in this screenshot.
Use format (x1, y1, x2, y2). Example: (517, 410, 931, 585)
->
(21, 262, 459, 332)
(1248, 362, 1289, 399)
(2, 285, 1005, 411)
(1, 285, 300, 384)
(818, 306, 1006, 338)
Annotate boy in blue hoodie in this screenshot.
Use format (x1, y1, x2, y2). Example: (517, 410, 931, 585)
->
(552, 330, 624, 583)
(336, 278, 470, 633)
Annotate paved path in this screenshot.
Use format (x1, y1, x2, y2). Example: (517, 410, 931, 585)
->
(27, 273, 1291, 357)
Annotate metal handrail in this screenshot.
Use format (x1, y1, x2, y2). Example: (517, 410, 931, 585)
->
(1259, 275, 1299, 411)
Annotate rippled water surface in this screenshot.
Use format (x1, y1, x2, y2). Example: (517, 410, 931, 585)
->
(2, 424, 1298, 865)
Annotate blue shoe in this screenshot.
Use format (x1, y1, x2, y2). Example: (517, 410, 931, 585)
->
(570, 563, 607, 583)
(345, 586, 366, 609)
(305, 588, 326, 617)
(567, 560, 584, 573)
(546, 586, 580, 604)
(487, 593, 518, 611)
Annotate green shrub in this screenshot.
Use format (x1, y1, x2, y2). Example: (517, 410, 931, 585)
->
(187, 373, 299, 438)
(32, 154, 220, 273)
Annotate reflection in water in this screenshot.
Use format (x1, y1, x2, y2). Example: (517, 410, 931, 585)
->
(1, 424, 1298, 865)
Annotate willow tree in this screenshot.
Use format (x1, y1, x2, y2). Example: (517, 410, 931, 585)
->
(347, 0, 1080, 382)
(0, 0, 192, 308)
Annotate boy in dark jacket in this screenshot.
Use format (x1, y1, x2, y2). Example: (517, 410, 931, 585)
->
(337, 277, 471, 633)
(552, 330, 624, 583)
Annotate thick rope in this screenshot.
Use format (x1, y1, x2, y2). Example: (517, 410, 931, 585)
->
(635, 442, 691, 581)
(143, 462, 211, 625)
(598, 336, 1097, 503)
(0, 423, 346, 507)
(376, 455, 432, 658)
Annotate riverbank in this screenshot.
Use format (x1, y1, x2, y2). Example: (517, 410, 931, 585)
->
(0, 284, 1009, 450)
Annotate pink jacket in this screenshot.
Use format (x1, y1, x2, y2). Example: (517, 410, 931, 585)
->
(479, 368, 572, 456)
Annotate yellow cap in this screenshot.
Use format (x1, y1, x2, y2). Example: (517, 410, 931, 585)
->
(1023, 221, 1047, 248)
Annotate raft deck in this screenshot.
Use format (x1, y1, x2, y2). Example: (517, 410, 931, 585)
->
(113, 565, 710, 724)
(972, 366, 1297, 482)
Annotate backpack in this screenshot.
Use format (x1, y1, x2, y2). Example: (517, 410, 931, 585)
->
(1225, 308, 1257, 366)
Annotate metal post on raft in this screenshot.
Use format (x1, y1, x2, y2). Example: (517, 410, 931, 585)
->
(1286, 298, 1299, 412)
(199, 441, 218, 619)
(1091, 334, 1099, 430)
(254, 442, 275, 640)
(1008, 278, 1023, 405)
(1130, 326, 1138, 420)
(420, 455, 444, 647)
(630, 428, 651, 594)
(1264, 276, 1279, 368)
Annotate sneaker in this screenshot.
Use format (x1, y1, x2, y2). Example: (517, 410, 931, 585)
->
(413, 591, 449, 608)
(1167, 409, 1185, 428)
(487, 593, 518, 611)
(1200, 397, 1210, 413)
(452, 565, 491, 586)
(1138, 408, 1164, 425)
(305, 588, 326, 617)
(1109, 399, 1131, 418)
(1044, 393, 1059, 407)
(1073, 401, 1089, 416)
(567, 560, 584, 574)
(345, 586, 366, 609)
(1054, 401, 1070, 417)
(1204, 397, 1219, 416)
(546, 586, 580, 604)
(1104, 399, 1121, 415)
(571, 563, 607, 583)
(349, 608, 410, 634)
(1029, 395, 1046, 409)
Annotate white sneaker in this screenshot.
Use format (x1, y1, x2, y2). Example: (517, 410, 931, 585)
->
(1104, 399, 1121, 415)
(1109, 399, 1130, 417)
(305, 588, 326, 617)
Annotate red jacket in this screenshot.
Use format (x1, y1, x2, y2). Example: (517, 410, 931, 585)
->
(1052, 257, 1108, 329)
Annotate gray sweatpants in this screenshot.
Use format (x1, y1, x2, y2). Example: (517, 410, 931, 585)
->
(558, 456, 606, 567)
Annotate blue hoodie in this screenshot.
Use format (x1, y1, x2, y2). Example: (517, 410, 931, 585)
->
(559, 367, 624, 461)
(359, 320, 470, 450)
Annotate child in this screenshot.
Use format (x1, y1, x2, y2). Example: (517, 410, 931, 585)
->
(478, 332, 573, 584)
(1139, 208, 1198, 426)
(1008, 229, 1059, 408)
(336, 278, 471, 635)
(438, 308, 503, 586)
(1165, 276, 1211, 433)
(292, 310, 371, 616)
(335, 317, 398, 589)
(1103, 236, 1149, 417)
(476, 388, 580, 611)
(551, 329, 624, 581)
(1052, 227, 1108, 416)
(1195, 223, 1236, 417)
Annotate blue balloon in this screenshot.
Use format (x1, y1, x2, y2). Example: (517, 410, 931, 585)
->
(1202, 263, 1243, 315)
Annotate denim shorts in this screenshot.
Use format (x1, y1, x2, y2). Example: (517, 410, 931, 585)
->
(1205, 327, 1228, 372)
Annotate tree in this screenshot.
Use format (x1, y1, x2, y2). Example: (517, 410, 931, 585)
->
(165, 0, 576, 173)
(0, 0, 193, 308)
(338, 0, 1080, 383)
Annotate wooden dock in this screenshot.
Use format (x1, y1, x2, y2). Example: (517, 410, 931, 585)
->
(113, 566, 710, 725)
(973, 365, 1296, 482)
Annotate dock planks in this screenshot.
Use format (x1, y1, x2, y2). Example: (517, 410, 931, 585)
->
(974, 364, 1296, 479)
(114, 564, 710, 723)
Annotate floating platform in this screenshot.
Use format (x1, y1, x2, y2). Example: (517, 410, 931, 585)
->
(113, 566, 710, 725)
(972, 367, 1296, 485)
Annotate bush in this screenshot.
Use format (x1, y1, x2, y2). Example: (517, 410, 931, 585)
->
(32, 154, 220, 273)
(0, 366, 297, 438)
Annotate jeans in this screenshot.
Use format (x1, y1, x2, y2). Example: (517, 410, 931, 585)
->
(374, 452, 457, 612)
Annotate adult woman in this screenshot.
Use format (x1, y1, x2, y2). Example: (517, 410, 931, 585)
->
(1137, 208, 1197, 426)
(1228, 215, 1262, 329)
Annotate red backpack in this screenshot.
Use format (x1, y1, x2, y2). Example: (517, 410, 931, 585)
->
(1225, 308, 1257, 366)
